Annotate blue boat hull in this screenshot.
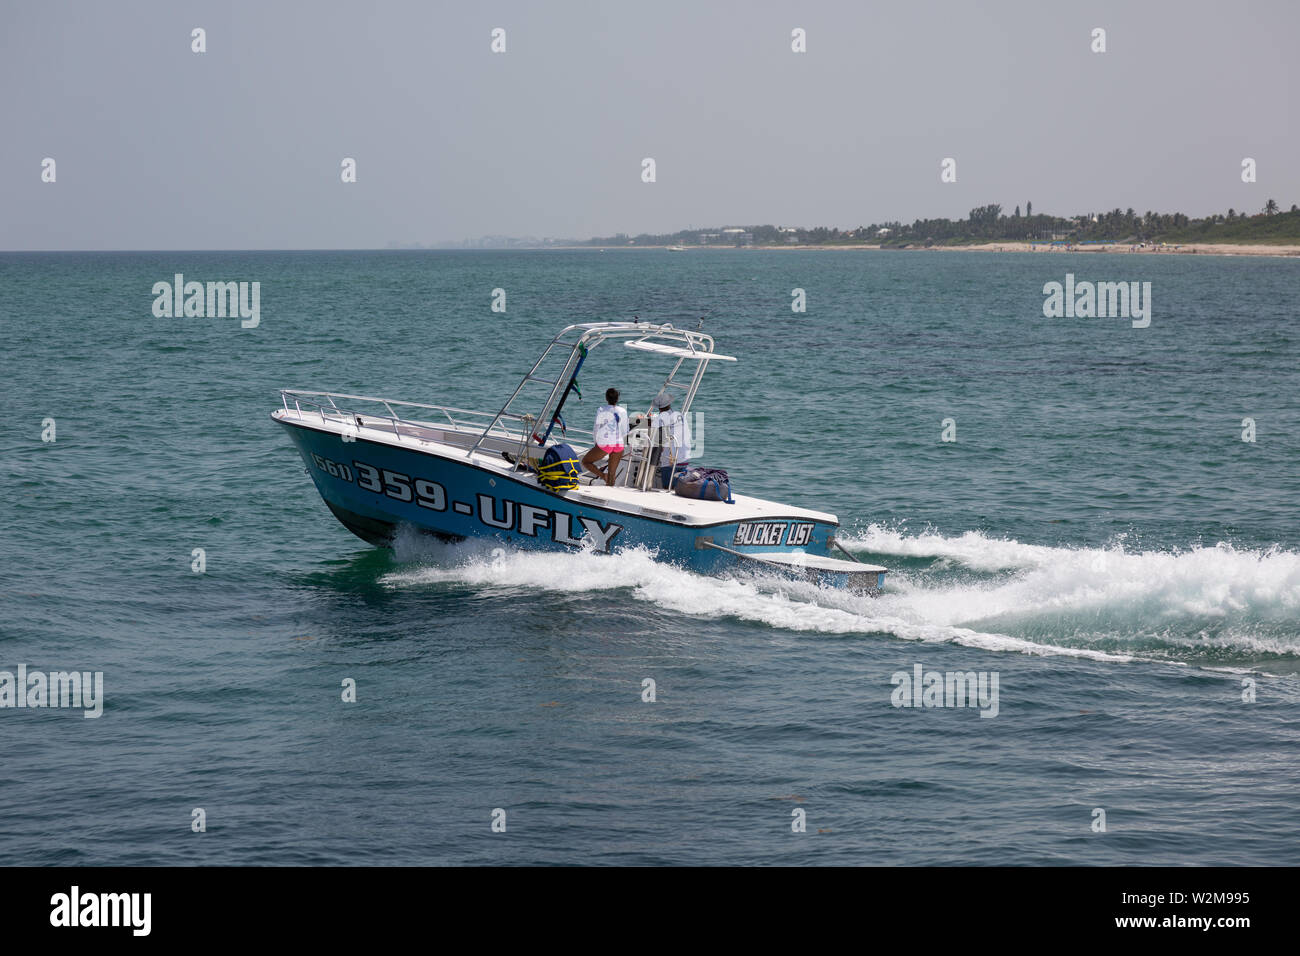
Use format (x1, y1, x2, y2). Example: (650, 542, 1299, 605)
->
(276, 416, 882, 589)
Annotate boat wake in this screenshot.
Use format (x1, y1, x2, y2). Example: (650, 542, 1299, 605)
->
(845, 525, 1300, 670)
(379, 524, 1300, 670)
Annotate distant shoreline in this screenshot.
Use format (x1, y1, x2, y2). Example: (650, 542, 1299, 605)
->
(4, 243, 1297, 258)
(549, 242, 1300, 258)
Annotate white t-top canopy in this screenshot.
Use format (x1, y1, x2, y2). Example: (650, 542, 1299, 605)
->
(624, 339, 737, 361)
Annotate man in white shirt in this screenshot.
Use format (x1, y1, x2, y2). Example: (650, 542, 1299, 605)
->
(582, 387, 629, 486)
(651, 389, 691, 489)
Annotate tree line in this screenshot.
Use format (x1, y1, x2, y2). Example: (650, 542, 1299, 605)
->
(588, 201, 1300, 247)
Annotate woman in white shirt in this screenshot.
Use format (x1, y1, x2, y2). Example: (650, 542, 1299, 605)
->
(582, 387, 628, 486)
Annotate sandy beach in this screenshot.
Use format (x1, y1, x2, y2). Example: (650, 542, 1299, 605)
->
(571, 241, 1300, 258)
(932, 240, 1300, 258)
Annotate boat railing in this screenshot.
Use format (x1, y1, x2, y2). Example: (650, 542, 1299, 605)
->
(279, 389, 515, 440)
(280, 388, 605, 455)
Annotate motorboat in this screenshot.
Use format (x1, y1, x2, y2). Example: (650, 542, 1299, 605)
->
(272, 322, 886, 591)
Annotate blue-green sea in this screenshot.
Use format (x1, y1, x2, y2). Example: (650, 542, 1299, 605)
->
(2, 248, 1298, 865)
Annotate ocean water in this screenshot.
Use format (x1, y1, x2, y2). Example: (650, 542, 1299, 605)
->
(2, 248, 1298, 865)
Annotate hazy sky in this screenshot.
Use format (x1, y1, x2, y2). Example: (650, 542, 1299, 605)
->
(2, 0, 1296, 249)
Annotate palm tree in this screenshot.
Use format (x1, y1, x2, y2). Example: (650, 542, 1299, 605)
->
(1264, 199, 1279, 216)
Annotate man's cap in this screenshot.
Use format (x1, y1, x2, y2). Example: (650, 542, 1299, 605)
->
(653, 390, 672, 410)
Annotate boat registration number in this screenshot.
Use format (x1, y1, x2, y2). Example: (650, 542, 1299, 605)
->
(312, 453, 447, 510)
(309, 452, 623, 552)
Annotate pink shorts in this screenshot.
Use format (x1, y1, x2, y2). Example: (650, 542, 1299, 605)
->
(599, 444, 624, 454)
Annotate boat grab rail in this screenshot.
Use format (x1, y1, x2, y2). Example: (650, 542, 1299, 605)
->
(278, 388, 601, 454)
(279, 388, 515, 441)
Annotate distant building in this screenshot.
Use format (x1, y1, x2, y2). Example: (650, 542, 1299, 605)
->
(876, 228, 892, 238)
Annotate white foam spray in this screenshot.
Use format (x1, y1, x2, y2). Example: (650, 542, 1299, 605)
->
(374, 525, 1300, 664)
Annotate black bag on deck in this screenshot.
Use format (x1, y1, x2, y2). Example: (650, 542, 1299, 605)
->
(673, 467, 734, 503)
